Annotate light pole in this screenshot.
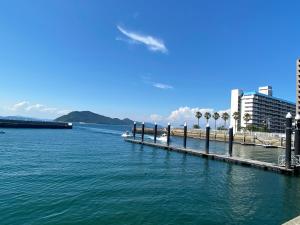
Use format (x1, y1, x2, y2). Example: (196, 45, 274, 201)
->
(295, 114, 300, 156)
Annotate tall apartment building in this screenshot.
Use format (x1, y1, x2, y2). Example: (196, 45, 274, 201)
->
(230, 86, 296, 133)
(296, 59, 300, 114)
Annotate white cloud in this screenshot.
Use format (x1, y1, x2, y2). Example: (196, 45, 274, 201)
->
(150, 114, 163, 122)
(167, 107, 214, 122)
(141, 76, 174, 90)
(117, 25, 168, 53)
(25, 104, 44, 111)
(153, 83, 173, 89)
(10, 101, 30, 111)
(2, 101, 71, 119)
(149, 106, 231, 127)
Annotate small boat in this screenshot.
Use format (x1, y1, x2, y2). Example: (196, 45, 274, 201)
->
(121, 131, 132, 138)
(0, 131, 5, 134)
(157, 133, 168, 142)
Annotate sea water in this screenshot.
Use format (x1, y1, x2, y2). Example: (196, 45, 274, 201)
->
(1, 123, 300, 225)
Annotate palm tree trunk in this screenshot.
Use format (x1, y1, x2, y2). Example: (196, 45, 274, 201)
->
(235, 120, 237, 133)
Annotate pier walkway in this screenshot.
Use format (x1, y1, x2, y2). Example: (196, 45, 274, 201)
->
(283, 215, 300, 225)
(125, 138, 296, 175)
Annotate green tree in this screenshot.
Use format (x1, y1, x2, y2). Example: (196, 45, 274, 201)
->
(212, 112, 220, 130)
(204, 112, 211, 125)
(195, 111, 202, 127)
(221, 112, 229, 128)
(232, 111, 239, 132)
(243, 113, 251, 130)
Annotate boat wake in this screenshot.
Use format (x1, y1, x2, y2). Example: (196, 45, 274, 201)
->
(77, 126, 124, 136)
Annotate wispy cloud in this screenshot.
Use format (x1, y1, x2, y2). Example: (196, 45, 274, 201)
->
(141, 76, 174, 90)
(1, 101, 71, 119)
(117, 25, 168, 54)
(153, 83, 173, 89)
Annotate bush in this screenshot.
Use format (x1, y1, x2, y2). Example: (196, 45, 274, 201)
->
(246, 125, 267, 132)
(217, 126, 227, 130)
(193, 124, 200, 129)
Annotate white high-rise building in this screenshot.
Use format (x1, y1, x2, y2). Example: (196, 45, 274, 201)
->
(296, 59, 300, 114)
(230, 86, 296, 133)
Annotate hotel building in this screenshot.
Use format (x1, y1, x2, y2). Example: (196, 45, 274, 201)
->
(296, 59, 300, 114)
(230, 86, 296, 133)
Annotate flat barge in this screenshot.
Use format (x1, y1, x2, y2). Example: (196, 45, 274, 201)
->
(0, 119, 72, 129)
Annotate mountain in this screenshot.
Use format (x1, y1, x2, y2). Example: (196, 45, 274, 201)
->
(54, 111, 135, 125)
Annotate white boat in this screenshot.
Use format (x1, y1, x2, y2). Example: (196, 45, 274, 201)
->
(121, 131, 132, 138)
(157, 133, 168, 142)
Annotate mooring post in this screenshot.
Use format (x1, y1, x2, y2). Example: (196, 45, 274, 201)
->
(154, 122, 158, 143)
(141, 122, 145, 143)
(285, 113, 292, 169)
(205, 124, 210, 154)
(167, 123, 171, 146)
(295, 114, 300, 156)
(183, 122, 187, 148)
(133, 122, 136, 140)
(229, 126, 233, 157)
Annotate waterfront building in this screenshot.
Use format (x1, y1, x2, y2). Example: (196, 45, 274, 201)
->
(230, 86, 296, 133)
(296, 59, 300, 114)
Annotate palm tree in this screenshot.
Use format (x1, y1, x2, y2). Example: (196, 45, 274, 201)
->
(243, 113, 251, 130)
(195, 111, 202, 127)
(212, 112, 220, 130)
(232, 111, 239, 132)
(204, 112, 211, 125)
(221, 112, 229, 128)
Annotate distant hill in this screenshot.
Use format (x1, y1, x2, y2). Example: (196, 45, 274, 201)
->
(54, 111, 136, 125)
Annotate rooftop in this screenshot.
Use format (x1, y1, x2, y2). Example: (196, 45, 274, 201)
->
(243, 91, 295, 105)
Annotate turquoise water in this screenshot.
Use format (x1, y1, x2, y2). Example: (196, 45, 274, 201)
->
(1, 124, 300, 225)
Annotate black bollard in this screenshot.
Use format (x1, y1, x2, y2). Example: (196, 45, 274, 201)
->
(141, 122, 145, 142)
(167, 123, 171, 146)
(133, 122, 136, 140)
(228, 127, 233, 157)
(285, 113, 292, 169)
(205, 125, 210, 154)
(154, 123, 158, 143)
(295, 115, 300, 156)
(183, 122, 187, 148)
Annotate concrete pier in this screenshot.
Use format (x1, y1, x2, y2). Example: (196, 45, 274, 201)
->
(125, 138, 296, 176)
(0, 119, 72, 129)
(283, 215, 300, 225)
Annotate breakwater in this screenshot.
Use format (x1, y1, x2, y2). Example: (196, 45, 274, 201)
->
(171, 128, 285, 148)
(134, 127, 164, 135)
(136, 127, 285, 148)
(0, 119, 72, 129)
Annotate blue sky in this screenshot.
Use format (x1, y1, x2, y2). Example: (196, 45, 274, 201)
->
(0, 0, 299, 125)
